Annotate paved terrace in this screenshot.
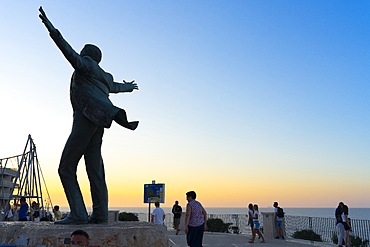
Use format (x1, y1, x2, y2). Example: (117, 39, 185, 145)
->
(168, 230, 337, 247)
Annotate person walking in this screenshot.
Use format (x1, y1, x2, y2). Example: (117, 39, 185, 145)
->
(249, 204, 265, 243)
(151, 202, 165, 225)
(185, 191, 208, 247)
(172, 200, 182, 234)
(247, 203, 254, 239)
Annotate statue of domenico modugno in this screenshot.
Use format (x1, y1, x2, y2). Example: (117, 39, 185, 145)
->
(39, 6, 139, 224)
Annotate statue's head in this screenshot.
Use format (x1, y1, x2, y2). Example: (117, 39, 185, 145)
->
(80, 44, 102, 63)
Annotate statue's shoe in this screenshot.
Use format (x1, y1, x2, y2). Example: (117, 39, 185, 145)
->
(129, 121, 139, 130)
(54, 217, 88, 225)
(88, 217, 108, 224)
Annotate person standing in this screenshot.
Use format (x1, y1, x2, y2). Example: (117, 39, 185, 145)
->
(31, 201, 40, 222)
(4, 203, 14, 221)
(172, 200, 182, 235)
(151, 202, 165, 225)
(247, 203, 254, 239)
(341, 204, 351, 247)
(16, 197, 29, 221)
(39, 7, 139, 225)
(249, 204, 265, 243)
(335, 202, 345, 247)
(273, 201, 285, 239)
(185, 191, 208, 247)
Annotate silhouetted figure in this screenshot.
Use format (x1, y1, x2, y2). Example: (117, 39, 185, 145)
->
(39, 7, 139, 224)
(273, 201, 285, 239)
(172, 200, 182, 234)
(335, 202, 345, 246)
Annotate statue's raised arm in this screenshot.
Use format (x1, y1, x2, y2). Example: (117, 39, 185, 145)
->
(39, 7, 57, 34)
(38, 7, 85, 73)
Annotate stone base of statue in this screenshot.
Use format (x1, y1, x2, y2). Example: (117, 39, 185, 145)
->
(0, 221, 168, 247)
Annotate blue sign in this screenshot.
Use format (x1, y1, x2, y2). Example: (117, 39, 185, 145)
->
(143, 183, 165, 203)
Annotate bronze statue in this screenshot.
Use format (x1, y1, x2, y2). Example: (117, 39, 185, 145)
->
(39, 7, 139, 224)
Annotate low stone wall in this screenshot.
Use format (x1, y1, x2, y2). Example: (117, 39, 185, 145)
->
(0, 221, 168, 247)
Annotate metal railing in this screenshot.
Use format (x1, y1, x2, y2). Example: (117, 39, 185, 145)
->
(149, 213, 370, 245)
(285, 215, 370, 245)
(285, 216, 336, 242)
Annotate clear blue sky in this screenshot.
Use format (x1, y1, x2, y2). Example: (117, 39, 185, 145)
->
(0, 1, 369, 208)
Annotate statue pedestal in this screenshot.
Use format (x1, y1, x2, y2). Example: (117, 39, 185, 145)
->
(0, 221, 168, 247)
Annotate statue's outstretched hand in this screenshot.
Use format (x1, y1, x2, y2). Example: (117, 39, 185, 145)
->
(39, 6, 57, 34)
(123, 80, 139, 91)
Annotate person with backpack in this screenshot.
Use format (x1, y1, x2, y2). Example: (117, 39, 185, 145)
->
(273, 201, 285, 239)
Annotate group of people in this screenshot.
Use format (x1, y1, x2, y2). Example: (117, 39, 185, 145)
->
(6, 197, 37, 221)
(4, 197, 62, 222)
(151, 195, 289, 246)
(247, 203, 266, 243)
(151, 199, 182, 236)
(247, 201, 285, 243)
(335, 202, 352, 247)
(151, 191, 207, 247)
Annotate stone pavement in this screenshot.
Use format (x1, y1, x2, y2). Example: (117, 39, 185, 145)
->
(168, 230, 337, 247)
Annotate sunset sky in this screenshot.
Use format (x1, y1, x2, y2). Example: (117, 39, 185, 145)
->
(0, 1, 369, 210)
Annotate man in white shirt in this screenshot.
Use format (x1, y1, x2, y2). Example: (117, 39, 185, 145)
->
(151, 202, 165, 225)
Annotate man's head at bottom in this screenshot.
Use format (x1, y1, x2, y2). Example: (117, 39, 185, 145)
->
(71, 229, 89, 246)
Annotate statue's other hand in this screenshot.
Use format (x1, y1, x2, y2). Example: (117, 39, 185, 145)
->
(123, 80, 139, 91)
(38, 6, 57, 34)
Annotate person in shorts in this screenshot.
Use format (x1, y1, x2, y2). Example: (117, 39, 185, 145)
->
(249, 204, 265, 243)
(273, 201, 285, 239)
(172, 200, 182, 234)
(247, 203, 254, 239)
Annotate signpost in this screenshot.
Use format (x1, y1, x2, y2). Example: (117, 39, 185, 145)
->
(144, 180, 165, 222)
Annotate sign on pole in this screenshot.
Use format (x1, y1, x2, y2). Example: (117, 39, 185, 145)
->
(143, 183, 165, 203)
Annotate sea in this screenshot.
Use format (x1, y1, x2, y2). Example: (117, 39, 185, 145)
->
(99, 207, 370, 220)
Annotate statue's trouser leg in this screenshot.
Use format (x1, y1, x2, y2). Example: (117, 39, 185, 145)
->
(58, 111, 100, 221)
(84, 127, 108, 222)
